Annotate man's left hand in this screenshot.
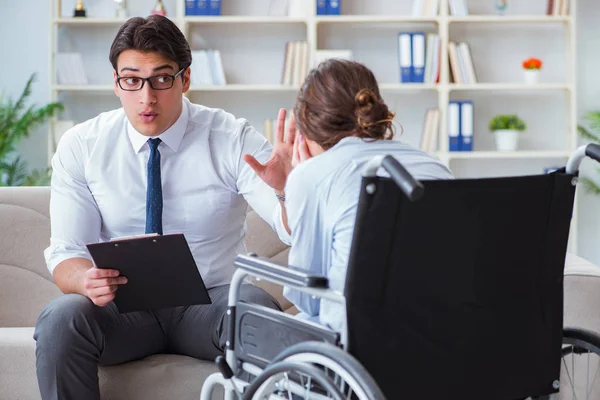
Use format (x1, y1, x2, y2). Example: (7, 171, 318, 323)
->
(244, 108, 295, 192)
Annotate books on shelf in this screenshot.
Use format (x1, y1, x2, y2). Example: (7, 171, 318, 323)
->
(281, 41, 309, 86)
(411, 0, 440, 17)
(547, 0, 570, 16)
(398, 32, 440, 84)
(448, 0, 468, 16)
(448, 41, 477, 84)
(448, 100, 473, 151)
(264, 109, 293, 143)
(419, 108, 440, 153)
(190, 50, 226, 86)
(56, 53, 88, 85)
(268, 0, 308, 17)
(185, 0, 221, 16)
(316, 0, 340, 15)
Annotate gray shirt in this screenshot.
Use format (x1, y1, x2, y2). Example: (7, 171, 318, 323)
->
(283, 136, 454, 333)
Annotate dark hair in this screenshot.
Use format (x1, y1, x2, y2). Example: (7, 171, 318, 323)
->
(109, 15, 192, 73)
(294, 59, 396, 150)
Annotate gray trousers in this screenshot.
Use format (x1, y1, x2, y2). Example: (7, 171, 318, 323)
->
(33, 284, 281, 400)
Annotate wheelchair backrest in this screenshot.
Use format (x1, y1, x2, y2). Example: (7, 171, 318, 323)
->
(344, 171, 576, 400)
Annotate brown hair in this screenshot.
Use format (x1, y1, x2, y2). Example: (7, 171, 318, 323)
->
(294, 59, 396, 150)
(109, 15, 192, 74)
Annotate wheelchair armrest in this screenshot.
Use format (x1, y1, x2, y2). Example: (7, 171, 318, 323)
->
(234, 254, 329, 289)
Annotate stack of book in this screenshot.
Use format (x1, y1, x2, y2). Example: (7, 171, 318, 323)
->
(316, 0, 340, 15)
(448, 0, 468, 16)
(190, 50, 226, 86)
(448, 100, 474, 152)
(547, 0, 570, 15)
(281, 41, 309, 86)
(398, 32, 440, 83)
(448, 41, 477, 84)
(56, 53, 88, 85)
(185, 0, 221, 16)
(411, 0, 440, 17)
(419, 108, 440, 153)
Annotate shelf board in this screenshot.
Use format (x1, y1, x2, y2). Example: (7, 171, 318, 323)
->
(54, 17, 128, 25)
(316, 15, 439, 24)
(188, 84, 300, 92)
(448, 15, 571, 23)
(379, 83, 438, 91)
(446, 150, 572, 160)
(448, 83, 571, 91)
(184, 16, 307, 24)
(53, 85, 114, 92)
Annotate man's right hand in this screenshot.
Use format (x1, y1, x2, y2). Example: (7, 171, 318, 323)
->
(83, 267, 128, 307)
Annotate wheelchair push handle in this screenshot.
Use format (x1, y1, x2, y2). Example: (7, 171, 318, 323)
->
(566, 144, 600, 174)
(363, 155, 425, 202)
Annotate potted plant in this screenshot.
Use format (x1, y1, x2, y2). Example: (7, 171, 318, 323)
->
(522, 57, 542, 84)
(0, 73, 63, 186)
(489, 114, 526, 151)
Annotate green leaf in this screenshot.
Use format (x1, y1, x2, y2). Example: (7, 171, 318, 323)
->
(0, 73, 63, 186)
(489, 114, 527, 132)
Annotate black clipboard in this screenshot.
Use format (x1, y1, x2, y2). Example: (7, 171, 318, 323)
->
(86, 234, 211, 313)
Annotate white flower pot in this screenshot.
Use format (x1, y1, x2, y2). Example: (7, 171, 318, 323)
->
(494, 129, 519, 151)
(524, 69, 539, 85)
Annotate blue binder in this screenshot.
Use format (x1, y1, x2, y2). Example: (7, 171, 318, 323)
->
(208, 0, 221, 15)
(411, 32, 426, 83)
(327, 0, 341, 15)
(398, 33, 413, 83)
(317, 0, 328, 15)
(185, 0, 196, 15)
(448, 101, 461, 151)
(197, 0, 209, 15)
(459, 101, 473, 151)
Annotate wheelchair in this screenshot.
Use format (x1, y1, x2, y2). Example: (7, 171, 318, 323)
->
(201, 144, 600, 400)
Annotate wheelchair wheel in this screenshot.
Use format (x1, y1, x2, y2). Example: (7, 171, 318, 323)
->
(552, 328, 600, 400)
(243, 341, 385, 400)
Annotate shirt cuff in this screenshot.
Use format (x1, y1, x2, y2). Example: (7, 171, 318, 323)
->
(272, 201, 292, 245)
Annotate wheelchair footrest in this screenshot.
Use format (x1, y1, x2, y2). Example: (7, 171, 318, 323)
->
(234, 302, 340, 368)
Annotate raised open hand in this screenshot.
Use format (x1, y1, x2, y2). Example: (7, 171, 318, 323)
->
(243, 108, 296, 192)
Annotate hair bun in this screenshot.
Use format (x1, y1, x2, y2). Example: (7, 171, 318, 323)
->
(355, 88, 378, 108)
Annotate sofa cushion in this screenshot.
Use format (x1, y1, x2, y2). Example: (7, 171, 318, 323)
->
(0, 327, 222, 400)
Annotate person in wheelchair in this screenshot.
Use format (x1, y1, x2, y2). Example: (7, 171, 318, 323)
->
(283, 59, 453, 333)
(202, 59, 600, 400)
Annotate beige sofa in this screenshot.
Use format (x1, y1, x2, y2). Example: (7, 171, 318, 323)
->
(0, 187, 293, 400)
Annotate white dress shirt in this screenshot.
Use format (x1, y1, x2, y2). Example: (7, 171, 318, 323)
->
(45, 97, 291, 289)
(283, 137, 454, 333)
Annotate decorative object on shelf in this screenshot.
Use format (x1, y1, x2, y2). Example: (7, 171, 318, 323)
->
(115, 0, 128, 18)
(577, 111, 600, 194)
(489, 114, 526, 151)
(522, 57, 542, 84)
(151, 0, 167, 16)
(494, 0, 509, 16)
(73, 0, 87, 17)
(0, 74, 63, 186)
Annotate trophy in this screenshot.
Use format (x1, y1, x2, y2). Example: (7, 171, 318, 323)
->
(73, 0, 87, 17)
(115, 0, 128, 18)
(151, 0, 167, 16)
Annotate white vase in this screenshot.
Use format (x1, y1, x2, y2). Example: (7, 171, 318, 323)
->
(494, 129, 519, 151)
(524, 69, 539, 85)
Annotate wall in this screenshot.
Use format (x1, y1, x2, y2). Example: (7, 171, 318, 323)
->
(0, 0, 599, 264)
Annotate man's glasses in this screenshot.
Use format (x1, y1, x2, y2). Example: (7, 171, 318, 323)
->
(116, 68, 185, 91)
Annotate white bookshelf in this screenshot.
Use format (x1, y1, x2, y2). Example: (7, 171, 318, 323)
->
(49, 0, 579, 248)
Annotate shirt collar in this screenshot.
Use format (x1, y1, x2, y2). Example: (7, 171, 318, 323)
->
(127, 97, 189, 154)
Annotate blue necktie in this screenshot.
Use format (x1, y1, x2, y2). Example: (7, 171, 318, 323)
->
(145, 138, 163, 235)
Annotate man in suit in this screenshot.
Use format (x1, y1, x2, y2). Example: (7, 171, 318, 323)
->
(34, 15, 294, 400)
